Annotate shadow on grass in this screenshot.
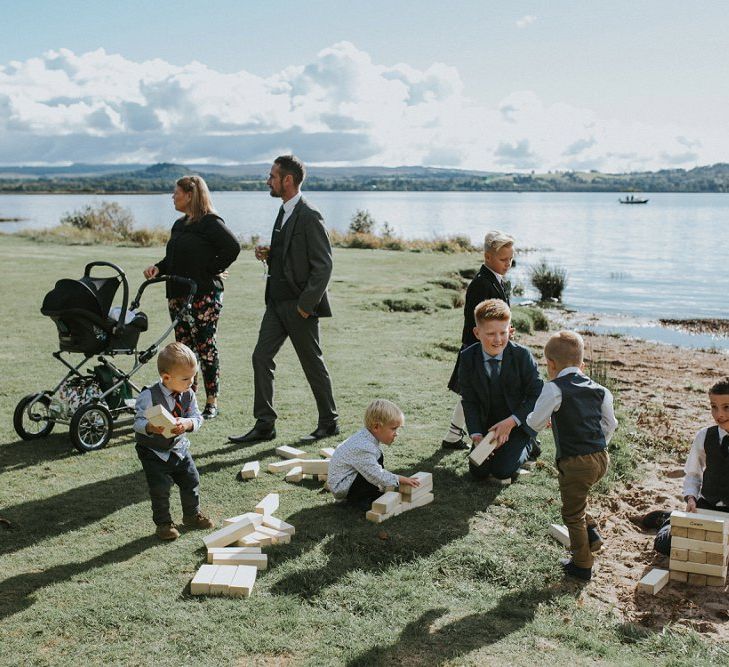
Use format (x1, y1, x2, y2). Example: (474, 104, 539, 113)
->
(270, 448, 509, 599)
(0, 535, 158, 621)
(347, 586, 564, 666)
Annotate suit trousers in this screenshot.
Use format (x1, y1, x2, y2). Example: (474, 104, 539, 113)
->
(252, 299, 337, 426)
(557, 450, 609, 568)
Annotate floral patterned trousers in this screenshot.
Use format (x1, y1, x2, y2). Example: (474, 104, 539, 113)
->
(168, 286, 223, 399)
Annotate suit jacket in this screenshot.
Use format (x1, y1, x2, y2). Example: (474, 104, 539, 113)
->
(458, 340, 543, 437)
(265, 197, 333, 317)
(460, 265, 509, 347)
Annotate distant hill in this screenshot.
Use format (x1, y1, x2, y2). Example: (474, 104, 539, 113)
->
(1, 162, 728, 193)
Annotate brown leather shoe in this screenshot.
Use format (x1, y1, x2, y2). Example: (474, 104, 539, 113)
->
(183, 512, 214, 530)
(156, 523, 180, 540)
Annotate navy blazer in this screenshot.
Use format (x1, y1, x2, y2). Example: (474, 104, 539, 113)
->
(458, 340, 543, 437)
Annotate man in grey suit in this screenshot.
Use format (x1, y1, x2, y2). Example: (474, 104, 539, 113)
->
(229, 155, 339, 444)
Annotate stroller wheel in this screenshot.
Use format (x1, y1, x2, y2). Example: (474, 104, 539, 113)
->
(14, 393, 55, 440)
(70, 403, 113, 453)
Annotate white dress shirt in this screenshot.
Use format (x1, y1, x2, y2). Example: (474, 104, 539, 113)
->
(683, 425, 729, 503)
(280, 192, 302, 227)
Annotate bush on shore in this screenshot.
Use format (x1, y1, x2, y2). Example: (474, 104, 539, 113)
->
(530, 259, 568, 301)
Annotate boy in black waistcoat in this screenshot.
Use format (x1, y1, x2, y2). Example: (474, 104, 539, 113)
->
(134, 342, 213, 540)
(651, 378, 729, 555)
(459, 299, 543, 481)
(526, 330, 618, 581)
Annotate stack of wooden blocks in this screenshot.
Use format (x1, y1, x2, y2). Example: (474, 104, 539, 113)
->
(365, 472, 434, 523)
(637, 509, 729, 595)
(189, 493, 295, 597)
(266, 444, 333, 484)
(668, 510, 729, 587)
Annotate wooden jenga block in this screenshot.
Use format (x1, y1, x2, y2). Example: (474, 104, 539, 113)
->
(671, 536, 728, 554)
(285, 466, 304, 483)
(687, 528, 707, 541)
(203, 517, 255, 549)
(190, 564, 218, 595)
(144, 403, 177, 438)
(707, 552, 726, 566)
(669, 560, 727, 577)
(319, 447, 335, 458)
(211, 552, 268, 570)
(268, 459, 304, 473)
(256, 525, 291, 544)
(255, 493, 279, 516)
(209, 564, 238, 596)
(262, 516, 295, 535)
(224, 512, 264, 527)
(670, 548, 688, 562)
(549, 524, 571, 548)
(637, 568, 669, 595)
(239, 461, 260, 479)
(207, 546, 261, 563)
(671, 510, 729, 534)
(276, 445, 307, 459)
(672, 526, 688, 538)
(670, 570, 688, 583)
(707, 575, 726, 586)
(372, 491, 401, 515)
(399, 472, 433, 497)
(705, 531, 725, 544)
(299, 459, 330, 475)
(683, 507, 729, 520)
(688, 573, 708, 586)
(366, 510, 392, 523)
(402, 492, 433, 510)
(469, 433, 497, 466)
(229, 565, 257, 598)
(689, 550, 707, 564)
(241, 530, 273, 547)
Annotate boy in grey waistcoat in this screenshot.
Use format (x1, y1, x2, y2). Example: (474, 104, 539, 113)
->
(526, 330, 618, 581)
(134, 342, 213, 540)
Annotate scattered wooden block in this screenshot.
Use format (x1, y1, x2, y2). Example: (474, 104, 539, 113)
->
(372, 491, 401, 515)
(687, 528, 707, 541)
(405, 492, 434, 510)
(672, 526, 688, 538)
(144, 403, 177, 438)
(469, 433, 497, 466)
(299, 459, 330, 475)
(203, 517, 255, 549)
(689, 550, 707, 564)
(229, 565, 257, 598)
(241, 531, 273, 547)
(706, 575, 726, 586)
(671, 536, 727, 554)
(276, 445, 307, 459)
(688, 573, 708, 586)
(256, 525, 291, 544)
(268, 458, 304, 473)
(549, 524, 571, 548)
(669, 559, 727, 577)
(239, 461, 260, 479)
(223, 512, 264, 527)
(211, 552, 268, 570)
(637, 568, 669, 595)
(670, 548, 688, 562)
(262, 516, 295, 535)
(366, 510, 392, 523)
(255, 493, 279, 516)
(707, 552, 727, 566)
(669, 570, 688, 583)
(319, 447, 335, 458)
(671, 510, 729, 534)
(399, 472, 433, 497)
(190, 564, 218, 595)
(209, 564, 238, 596)
(285, 466, 304, 483)
(207, 546, 262, 563)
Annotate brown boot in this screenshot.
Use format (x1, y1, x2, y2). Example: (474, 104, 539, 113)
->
(156, 523, 180, 540)
(183, 512, 214, 530)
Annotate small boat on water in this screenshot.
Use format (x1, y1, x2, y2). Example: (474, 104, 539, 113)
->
(619, 194, 649, 204)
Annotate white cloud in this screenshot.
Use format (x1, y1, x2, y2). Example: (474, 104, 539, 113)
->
(0, 43, 725, 171)
(516, 15, 537, 28)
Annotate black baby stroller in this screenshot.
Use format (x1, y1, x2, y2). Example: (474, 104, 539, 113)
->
(13, 261, 195, 452)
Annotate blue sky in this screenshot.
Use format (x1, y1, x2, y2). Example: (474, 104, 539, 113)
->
(1, 1, 727, 170)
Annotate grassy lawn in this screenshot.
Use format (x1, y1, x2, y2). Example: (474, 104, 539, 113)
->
(0, 236, 724, 666)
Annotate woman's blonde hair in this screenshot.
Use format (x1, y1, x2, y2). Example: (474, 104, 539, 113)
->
(364, 399, 404, 430)
(176, 175, 216, 223)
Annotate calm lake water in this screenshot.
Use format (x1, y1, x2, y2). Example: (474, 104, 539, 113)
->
(2, 191, 728, 349)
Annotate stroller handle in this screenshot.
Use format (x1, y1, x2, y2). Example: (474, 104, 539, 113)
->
(130, 276, 197, 312)
(85, 261, 130, 337)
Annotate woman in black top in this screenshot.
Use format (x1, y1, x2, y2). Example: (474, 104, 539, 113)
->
(143, 175, 240, 419)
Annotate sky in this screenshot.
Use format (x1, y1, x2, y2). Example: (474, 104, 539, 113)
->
(1, 0, 727, 172)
